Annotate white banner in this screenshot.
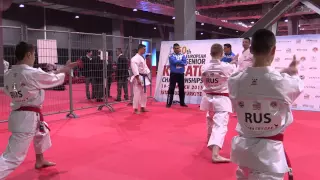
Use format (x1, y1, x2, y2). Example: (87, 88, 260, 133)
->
(37, 39, 58, 64)
(155, 35, 320, 112)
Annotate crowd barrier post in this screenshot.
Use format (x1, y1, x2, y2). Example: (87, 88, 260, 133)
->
(98, 33, 114, 112)
(127, 36, 133, 106)
(67, 30, 78, 118)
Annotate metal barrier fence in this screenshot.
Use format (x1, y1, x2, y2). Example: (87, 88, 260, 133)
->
(0, 26, 153, 121)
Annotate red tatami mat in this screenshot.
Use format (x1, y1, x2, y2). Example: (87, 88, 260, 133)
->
(0, 102, 318, 180)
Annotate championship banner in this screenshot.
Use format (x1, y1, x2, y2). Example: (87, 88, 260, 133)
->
(154, 35, 320, 112)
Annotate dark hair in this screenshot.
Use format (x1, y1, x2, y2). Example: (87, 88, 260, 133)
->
(224, 43, 231, 49)
(146, 54, 151, 58)
(243, 37, 251, 42)
(138, 44, 146, 50)
(116, 48, 122, 53)
(86, 49, 92, 54)
(251, 29, 276, 55)
(173, 43, 180, 48)
(15, 41, 35, 61)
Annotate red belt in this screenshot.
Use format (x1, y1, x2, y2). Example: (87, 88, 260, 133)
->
(15, 106, 50, 133)
(257, 134, 293, 180)
(206, 92, 229, 97)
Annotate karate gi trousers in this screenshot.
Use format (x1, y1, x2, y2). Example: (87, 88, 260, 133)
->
(200, 93, 232, 148)
(132, 79, 148, 109)
(236, 166, 285, 180)
(0, 111, 51, 179)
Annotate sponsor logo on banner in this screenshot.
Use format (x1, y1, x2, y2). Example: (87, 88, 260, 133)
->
(276, 49, 282, 52)
(300, 75, 305, 80)
(304, 94, 310, 99)
(277, 40, 291, 43)
(306, 39, 317, 43)
(286, 48, 291, 53)
(303, 104, 309, 108)
(300, 65, 305, 71)
(311, 56, 317, 62)
(315, 95, 320, 98)
(296, 39, 301, 44)
(275, 57, 280, 62)
(300, 57, 306, 61)
(309, 67, 317, 70)
(313, 47, 318, 52)
(285, 57, 293, 61)
(305, 85, 316, 89)
(309, 77, 320, 79)
(296, 48, 307, 52)
(292, 104, 297, 108)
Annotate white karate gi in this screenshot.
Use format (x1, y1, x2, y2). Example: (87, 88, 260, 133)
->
(0, 64, 65, 179)
(237, 49, 253, 72)
(228, 66, 303, 180)
(130, 54, 151, 109)
(200, 59, 237, 148)
(3, 60, 9, 72)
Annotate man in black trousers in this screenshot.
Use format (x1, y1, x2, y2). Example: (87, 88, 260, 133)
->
(166, 43, 188, 108)
(115, 48, 129, 101)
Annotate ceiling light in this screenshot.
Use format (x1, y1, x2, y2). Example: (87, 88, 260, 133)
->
(251, 21, 254, 24)
(201, 23, 204, 26)
(133, 9, 138, 12)
(285, 19, 288, 22)
(195, 11, 199, 15)
(19, 4, 24, 8)
(172, 17, 175, 20)
(75, 16, 79, 19)
(154, 27, 156, 30)
(236, 31, 239, 32)
(200, 32, 203, 35)
(219, 27, 222, 29)
(298, 25, 301, 27)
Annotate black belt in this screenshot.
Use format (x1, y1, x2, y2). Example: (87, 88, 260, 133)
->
(139, 73, 149, 93)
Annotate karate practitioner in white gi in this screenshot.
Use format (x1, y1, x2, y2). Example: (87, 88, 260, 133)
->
(0, 42, 78, 179)
(130, 44, 151, 114)
(200, 44, 237, 163)
(237, 37, 253, 72)
(228, 29, 303, 180)
(3, 60, 9, 72)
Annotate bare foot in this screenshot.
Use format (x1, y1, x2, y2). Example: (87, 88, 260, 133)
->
(134, 109, 140, 114)
(35, 161, 56, 169)
(212, 155, 231, 163)
(141, 108, 149, 112)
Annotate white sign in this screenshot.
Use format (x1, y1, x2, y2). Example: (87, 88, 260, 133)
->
(155, 35, 320, 112)
(37, 39, 58, 64)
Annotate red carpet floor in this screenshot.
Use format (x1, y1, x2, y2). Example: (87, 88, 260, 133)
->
(0, 102, 319, 180)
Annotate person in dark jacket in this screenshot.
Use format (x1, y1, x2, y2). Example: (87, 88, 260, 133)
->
(115, 48, 129, 101)
(81, 50, 95, 100)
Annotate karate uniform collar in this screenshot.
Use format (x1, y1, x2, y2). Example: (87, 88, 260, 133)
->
(246, 66, 274, 73)
(11, 64, 34, 70)
(209, 59, 221, 63)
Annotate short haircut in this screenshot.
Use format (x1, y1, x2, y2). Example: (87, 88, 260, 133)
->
(116, 48, 122, 53)
(86, 49, 92, 54)
(138, 44, 146, 50)
(15, 42, 35, 61)
(210, 43, 223, 57)
(251, 29, 276, 55)
(173, 43, 180, 48)
(243, 37, 251, 42)
(224, 43, 232, 49)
